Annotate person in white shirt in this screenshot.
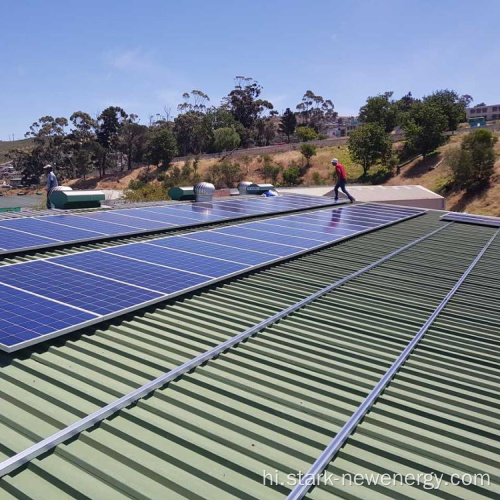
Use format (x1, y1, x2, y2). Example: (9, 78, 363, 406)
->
(43, 164, 58, 209)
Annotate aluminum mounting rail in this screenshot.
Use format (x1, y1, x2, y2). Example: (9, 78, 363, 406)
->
(287, 228, 499, 500)
(0, 222, 450, 479)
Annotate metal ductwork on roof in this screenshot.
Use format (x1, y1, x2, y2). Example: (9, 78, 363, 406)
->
(237, 181, 252, 195)
(194, 182, 215, 202)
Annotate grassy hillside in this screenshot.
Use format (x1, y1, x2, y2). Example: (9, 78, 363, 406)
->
(386, 132, 500, 216)
(170, 145, 369, 185)
(0, 138, 33, 163)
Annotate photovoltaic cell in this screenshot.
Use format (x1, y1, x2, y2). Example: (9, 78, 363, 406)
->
(0, 260, 161, 315)
(441, 212, 500, 228)
(0, 227, 59, 250)
(187, 231, 299, 256)
(216, 226, 321, 249)
(0, 218, 102, 241)
(54, 251, 211, 294)
(150, 236, 273, 265)
(0, 194, 344, 255)
(0, 202, 425, 351)
(106, 243, 248, 277)
(0, 284, 96, 347)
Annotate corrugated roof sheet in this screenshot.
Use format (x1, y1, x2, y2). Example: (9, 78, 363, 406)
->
(0, 209, 498, 499)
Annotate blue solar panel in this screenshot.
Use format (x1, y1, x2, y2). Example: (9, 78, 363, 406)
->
(0, 218, 103, 241)
(110, 209, 178, 225)
(106, 243, 249, 277)
(441, 212, 500, 228)
(54, 251, 211, 294)
(245, 221, 347, 243)
(41, 215, 134, 235)
(188, 231, 297, 256)
(259, 217, 360, 237)
(151, 236, 274, 265)
(0, 283, 96, 347)
(0, 202, 425, 351)
(0, 194, 342, 255)
(0, 227, 59, 250)
(0, 260, 161, 315)
(77, 212, 171, 230)
(217, 225, 321, 249)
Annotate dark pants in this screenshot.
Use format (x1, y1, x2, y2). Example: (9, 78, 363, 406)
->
(46, 191, 52, 209)
(334, 179, 354, 201)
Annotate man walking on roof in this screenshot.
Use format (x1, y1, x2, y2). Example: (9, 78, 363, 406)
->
(332, 158, 355, 203)
(43, 164, 58, 209)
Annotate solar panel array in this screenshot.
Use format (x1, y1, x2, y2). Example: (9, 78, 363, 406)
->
(0, 195, 341, 255)
(441, 212, 500, 228)
(0, 203, 424, 352)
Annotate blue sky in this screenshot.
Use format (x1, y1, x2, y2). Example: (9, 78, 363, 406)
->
(1, 0, 499, 140)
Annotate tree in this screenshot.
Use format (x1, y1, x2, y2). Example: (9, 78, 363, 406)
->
(279, 108, 297, 143)
(295, 90, 336, 132)
(260, 155, 281, 183)
(177, 90, 210, 113)
(223, 76, 273, 132)
(300, 143, 317, 167)
(206, 160, 243, 188)
(96, 106, 128, 177)
(296, 126, 318, 142)
(117, 115, 149, 170)
(423, 90, 471, 131)
(348, 123, 392, 176)
(146, 126, 178, 168)
(66, 111, 97, 178)
(403, 102, 448, 158)
(448, 129, 497, 190)
(359, 92, 399, 133)
(213, 127, 241, 152)
(282, 164, 301, 186)
(173, 111, 211, 156)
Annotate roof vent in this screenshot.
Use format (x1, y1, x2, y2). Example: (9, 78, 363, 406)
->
(194, 182, 215, 202)
(237, 181, 252, 195)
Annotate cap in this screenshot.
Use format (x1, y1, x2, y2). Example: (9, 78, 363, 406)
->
(331, 158, 338, 164)
(43, 164, 53, 170)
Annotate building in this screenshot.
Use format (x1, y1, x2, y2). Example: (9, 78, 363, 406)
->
(325, 116, 362, 137)
(279, 185, 445, 210)
(466, 103, 500, 122)
(0, 198, 498, 499)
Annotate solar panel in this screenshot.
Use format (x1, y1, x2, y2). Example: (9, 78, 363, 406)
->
(440, 212, 500, 228)
(0, 284, 97, 348)
(0, 261, 160, 315)
(0, 227, 60, 250)
(53, 251, 211, 294)
(0, 195, 348, 256)
(150, 236, 273, 265)
(105, 243, 249, 277)
(0, 218, 102, 241)
(0, 203, 424, 351)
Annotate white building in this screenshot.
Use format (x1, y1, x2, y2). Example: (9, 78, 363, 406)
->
(466, 104, 500, 122)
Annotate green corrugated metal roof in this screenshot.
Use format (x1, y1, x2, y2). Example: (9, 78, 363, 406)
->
(0, 208, 498, 499)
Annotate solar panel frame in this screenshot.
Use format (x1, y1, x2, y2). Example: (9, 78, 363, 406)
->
(0, 203, 425, 352)
(440, 212, 500, 228)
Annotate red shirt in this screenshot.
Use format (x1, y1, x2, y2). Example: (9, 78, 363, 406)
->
(335, 163, 347, 180)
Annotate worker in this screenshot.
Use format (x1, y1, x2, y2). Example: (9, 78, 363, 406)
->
(43, 164, 58, 209)
(331, 158, 355, 203)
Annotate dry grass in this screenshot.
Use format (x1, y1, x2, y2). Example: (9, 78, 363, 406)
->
(170, 145, 363, 185)
(387, 132, 500, 216)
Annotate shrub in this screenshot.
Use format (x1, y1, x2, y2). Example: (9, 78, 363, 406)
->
(300, 143, 317, 167)
(296, 126, 318, 142)
(448, 129, 497, 190)
(282, 163, 301, 186)
(311, 172, 325, 185)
